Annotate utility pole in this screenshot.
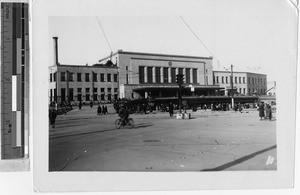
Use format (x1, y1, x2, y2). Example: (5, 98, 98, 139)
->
(230, 64, 234, 108)
(176, 74, 184, 113)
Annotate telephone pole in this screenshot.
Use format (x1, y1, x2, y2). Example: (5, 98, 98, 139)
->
(230, 64, 234, 108)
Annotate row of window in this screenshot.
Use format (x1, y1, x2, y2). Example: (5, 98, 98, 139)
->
(234, 88, 266, 95)
(214, 76, 266, 85)
(138, 66, 198, 84)
(50, 72, 118, 83)
(50, 89, 118, 102)
(77, 87, 118, 93)
(214, 76, 245, 84)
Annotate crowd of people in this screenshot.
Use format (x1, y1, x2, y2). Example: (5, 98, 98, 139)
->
(49, 99, 274, 128)
(258, 102, 273, 120)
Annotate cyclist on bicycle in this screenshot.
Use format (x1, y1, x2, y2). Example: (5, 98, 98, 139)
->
(118, 105, 129, 125)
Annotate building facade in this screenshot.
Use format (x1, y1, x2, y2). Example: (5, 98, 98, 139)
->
(213, 71, 267, 96)
(98, 50, 221, 99)
(49, 64, 119, 103)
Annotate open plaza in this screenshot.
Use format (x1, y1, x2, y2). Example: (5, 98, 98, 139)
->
(49, 104, 276, 171)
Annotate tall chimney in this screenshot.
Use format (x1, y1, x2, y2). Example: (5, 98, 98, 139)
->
(53, 37, 59, 65)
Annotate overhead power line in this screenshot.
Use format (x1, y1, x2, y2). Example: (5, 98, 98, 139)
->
(179, 16, 215, 58)
(96, 17, 112, 52)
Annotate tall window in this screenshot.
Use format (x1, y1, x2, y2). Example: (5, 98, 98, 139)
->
(185, 68, 190, 83)
(192, 69, 197, 84)
(68, 72, 74, 81)
(108, 88, 111, 93)
(77, 73, 82, 82)
(100, 73, 105, 82)
(101, 88, 105, 93)
(239, 77, 241, 84)
(126, 74, 128, 84)
(93, 72, 97, 82)
(178, 68, 183, 75)
(163, 67, 168, 83)
(155, 67, 161, 83)
(171, 68, 176, 83)
(107, 74, 111, 82)
(139, 66, 145, 83)
(101, 94, 105, 101)
(243, 77, 245, 84)
(147, 67, 153, 83)
(85, 73, 90, 82)
(226, 76, 228, 84)
(61, 88, 66, 101)
(221, 76, 224, 84)
(93, 88, 97, 93)
(216, 76, 219, 83)
(85, 88, 90, 93)
(114, 74, 118, 82)
(69, 88, 74, 101)
(114, 88, 118, 93)
(77, 88, 82, 92)
(61, 72, 66, 81)
(243, 88, 245, 94)
(235, 77, 237, 84)
(50, 73, 52, 82)
(53, 72, 57, 82)
(248, 78, 251, 84)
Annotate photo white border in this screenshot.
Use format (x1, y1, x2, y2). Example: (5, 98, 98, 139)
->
(32, 0, 297, 192)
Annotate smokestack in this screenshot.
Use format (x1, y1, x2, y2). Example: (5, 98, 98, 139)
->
(53, 37, 59, 65)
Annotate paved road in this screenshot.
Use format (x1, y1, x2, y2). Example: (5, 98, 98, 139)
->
(49, 105, 276, 171)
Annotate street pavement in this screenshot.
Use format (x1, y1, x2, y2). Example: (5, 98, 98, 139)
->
(49, 105, 276, 171)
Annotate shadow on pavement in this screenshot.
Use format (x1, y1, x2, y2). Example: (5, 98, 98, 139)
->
(201, 145, 277, 171)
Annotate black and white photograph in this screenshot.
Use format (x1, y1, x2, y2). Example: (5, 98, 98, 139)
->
(33, 0, 297, 192)
(48, 16, 278, 172)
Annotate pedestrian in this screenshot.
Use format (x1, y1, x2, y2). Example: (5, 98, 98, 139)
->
(265, 103, 272, 120)
(104, 105, 108, 114)
(79, 100, 82, 110)
(258, 102, 265, 120)
(102, 105, 106, 115)
(238, 103, 242, 113)
(97, 105, 102, 115)
(169, 102, 174, 117)
(49, 106, 57, 128)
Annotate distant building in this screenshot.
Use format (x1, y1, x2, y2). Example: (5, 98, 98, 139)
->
(49, 37, 270, 105)
(98, 50, 221, 99)
(213, 71, 267, 96)
(49, 64, 119, 103)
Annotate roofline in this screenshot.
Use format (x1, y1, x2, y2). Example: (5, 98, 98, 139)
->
(49, 64, 117, 69)
(213, 70, 267, 76)
(98, 50, 213, 62)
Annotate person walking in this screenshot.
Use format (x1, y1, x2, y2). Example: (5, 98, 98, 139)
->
(265, 103, 272, 120)
(79, 100, 82, 110)
(97, 105, 102, 115)
(104, 104, 108, 114)
(258, 102, 265, 120)
(102, 105, 106, 115)
(49, 106, 57, 128)
(169, 102, 174, 117)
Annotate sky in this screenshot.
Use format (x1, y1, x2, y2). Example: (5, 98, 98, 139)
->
(48, 0, 298, 82)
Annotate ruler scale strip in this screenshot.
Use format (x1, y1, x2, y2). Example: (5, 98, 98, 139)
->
(1, 3, 28, 159)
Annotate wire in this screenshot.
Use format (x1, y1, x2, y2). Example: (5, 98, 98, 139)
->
(96, 17, 112, 52)
(179, 16, 217, 60)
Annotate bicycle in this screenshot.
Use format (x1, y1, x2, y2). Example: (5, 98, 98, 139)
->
(115, 118, 134, 129)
